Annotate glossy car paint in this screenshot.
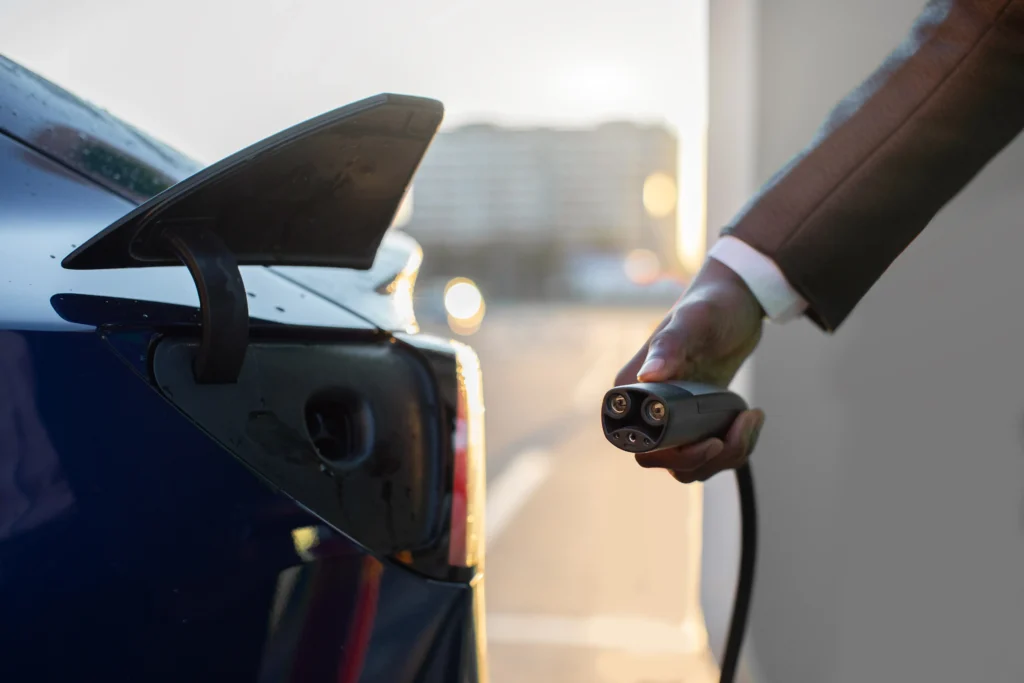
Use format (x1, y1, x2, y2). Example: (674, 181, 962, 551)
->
(0, 57, 482, 682)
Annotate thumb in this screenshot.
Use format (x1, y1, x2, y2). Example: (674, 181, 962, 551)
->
(637, 316, 693, 382)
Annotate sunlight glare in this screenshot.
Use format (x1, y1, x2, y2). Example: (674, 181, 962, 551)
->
(557, 61, 634, 110)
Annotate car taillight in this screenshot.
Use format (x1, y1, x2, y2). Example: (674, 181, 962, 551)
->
(448, 341, 486, 569)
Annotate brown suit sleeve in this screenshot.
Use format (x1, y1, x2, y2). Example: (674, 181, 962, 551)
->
(721, 0, 1024, 332)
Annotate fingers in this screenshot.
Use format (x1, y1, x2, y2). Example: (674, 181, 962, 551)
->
(637, 304, 708, 383)
(637, 316, 688, 382)
(634, 409, 766, 483)
(614, 344, 648, 387)
(634, 437, 724, 470)
(614, 315, 672, 387)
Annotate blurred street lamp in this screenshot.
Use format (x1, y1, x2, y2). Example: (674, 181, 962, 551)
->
(624, 248, 661, 285)
(444, 277, 486, 336)
(642, 172, 684, 280)
(643, 172, 677, 218)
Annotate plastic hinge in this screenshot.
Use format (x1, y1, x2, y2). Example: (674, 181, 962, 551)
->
(156, 219, 249, 384)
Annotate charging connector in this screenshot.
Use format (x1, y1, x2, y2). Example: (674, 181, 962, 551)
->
(601, 381, 757, 683)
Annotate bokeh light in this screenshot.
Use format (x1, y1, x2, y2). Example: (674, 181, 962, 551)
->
(445, 279, 484, 320)
(444, 277, 486, 335)
(642, 172, 677, 218)
(623, 248, 661, 285)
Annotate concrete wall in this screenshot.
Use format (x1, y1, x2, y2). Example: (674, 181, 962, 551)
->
(703, 1, 1024, 682)
(701, 3, 762, 681)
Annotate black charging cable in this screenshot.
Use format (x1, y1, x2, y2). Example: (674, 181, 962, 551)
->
(719, 463, 757, 683)
(599, 382, 758, 683)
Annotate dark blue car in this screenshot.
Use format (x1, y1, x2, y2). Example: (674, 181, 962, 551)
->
(0, 55, 487, 682)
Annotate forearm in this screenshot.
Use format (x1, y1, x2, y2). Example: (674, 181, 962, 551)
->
(722, 0, 1024, 332)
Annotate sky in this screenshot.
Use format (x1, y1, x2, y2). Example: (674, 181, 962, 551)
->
(0, 0, 709, 269)
(0, 0, 707, 163)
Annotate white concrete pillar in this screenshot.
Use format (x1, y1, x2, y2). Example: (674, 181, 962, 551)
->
(701, 1, 763, 681)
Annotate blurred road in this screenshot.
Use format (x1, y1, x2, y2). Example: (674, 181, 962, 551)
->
(423, 304, 720, 683)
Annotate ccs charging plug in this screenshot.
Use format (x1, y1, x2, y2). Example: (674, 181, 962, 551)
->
(600, 380, 756, 683)
(601, 381, 748, 453)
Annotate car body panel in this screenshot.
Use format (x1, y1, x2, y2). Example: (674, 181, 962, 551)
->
(0, 54, 202, 203)
(271, 227, 423, 334)
(0, 330, 475, 683)
(0, 57, 484, 682)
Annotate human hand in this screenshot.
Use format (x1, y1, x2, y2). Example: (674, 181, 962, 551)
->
(615, 258, 767, 483)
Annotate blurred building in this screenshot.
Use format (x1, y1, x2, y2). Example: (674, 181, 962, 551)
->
(401, 122, 679, 300)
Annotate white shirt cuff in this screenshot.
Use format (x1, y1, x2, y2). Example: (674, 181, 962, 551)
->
(708, 236, 808, 323)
